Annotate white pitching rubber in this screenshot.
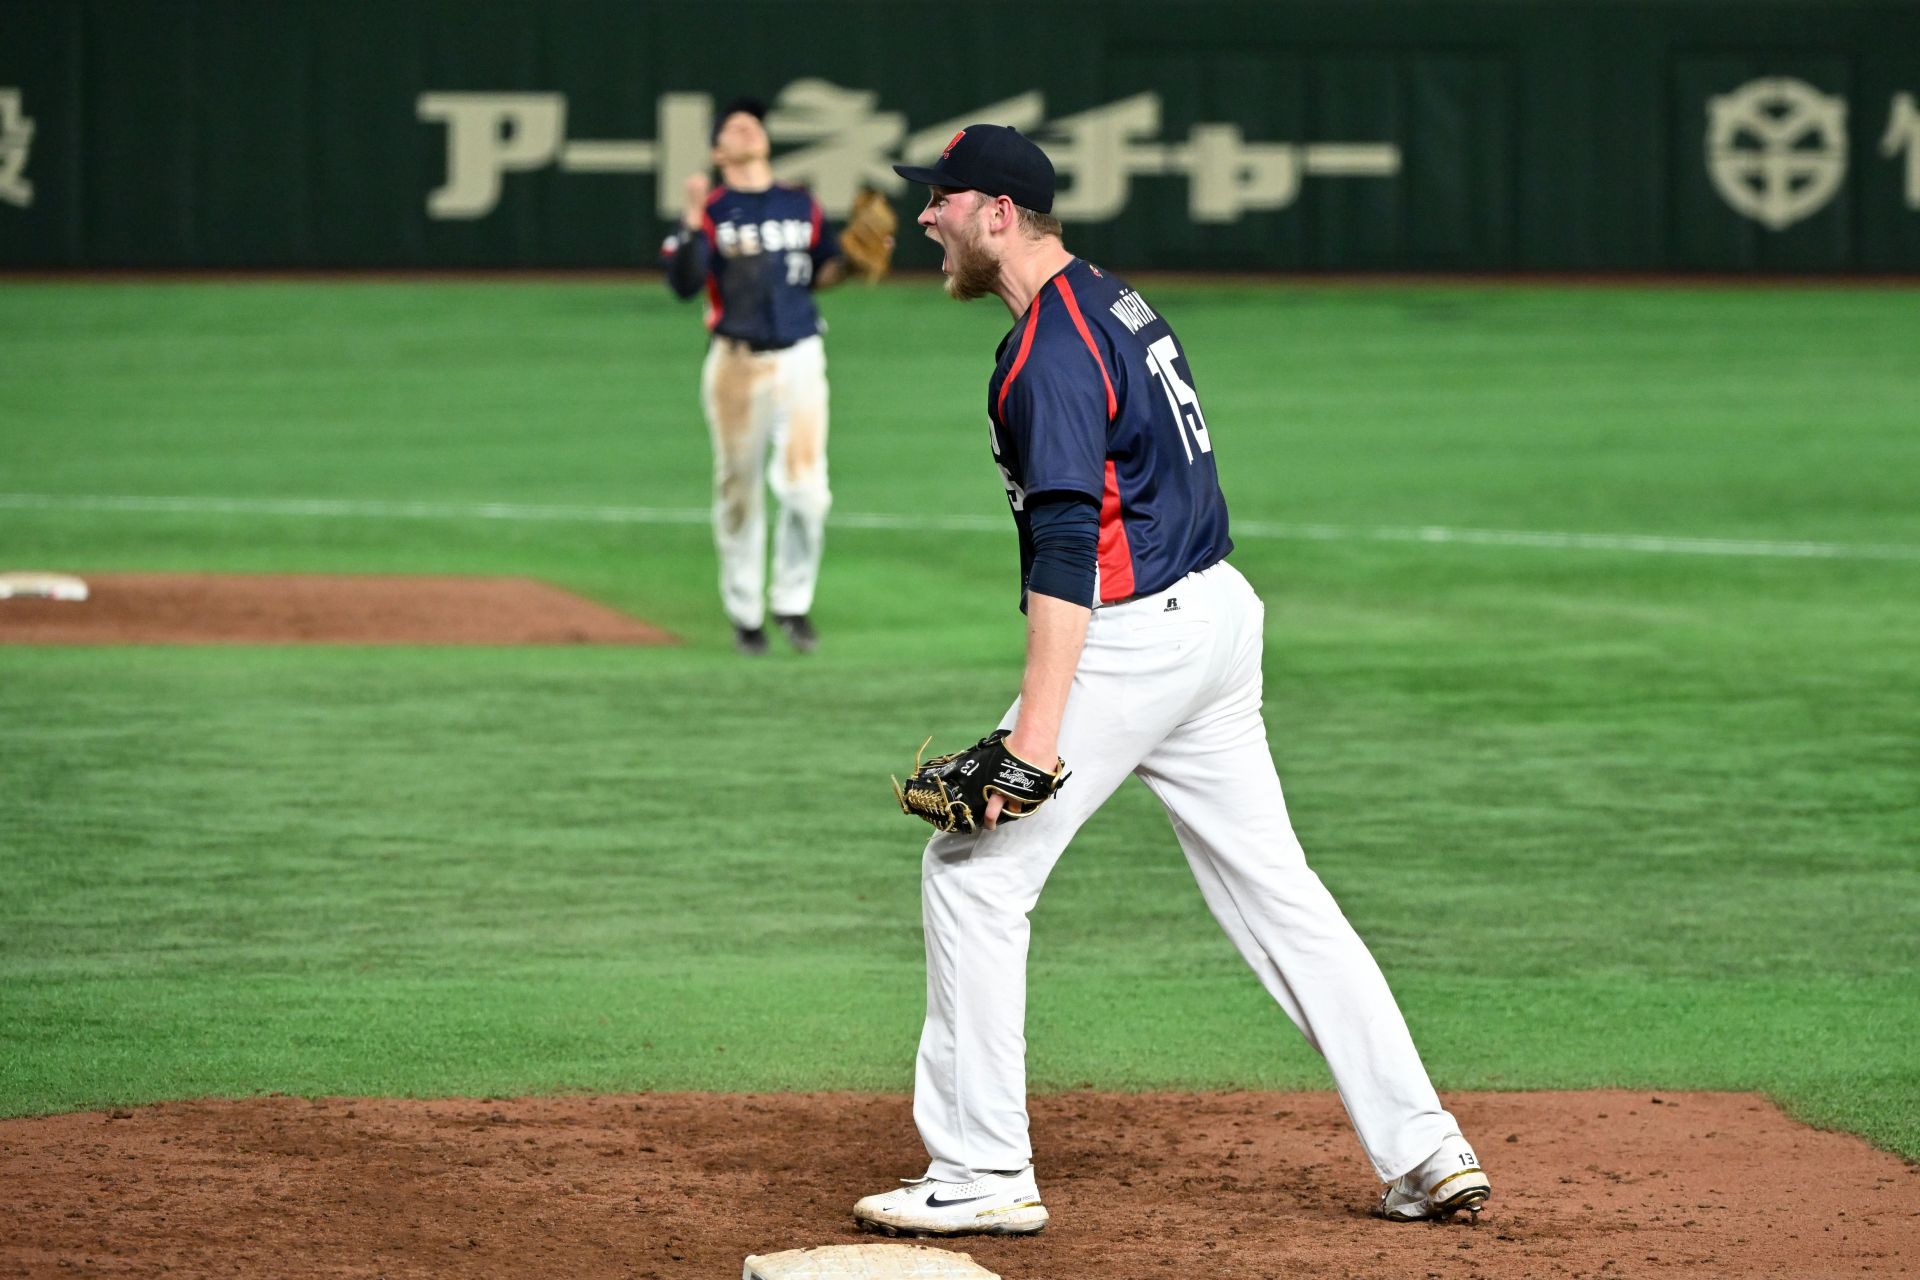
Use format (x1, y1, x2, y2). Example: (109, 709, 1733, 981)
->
(744, 1242, 1001, 1280)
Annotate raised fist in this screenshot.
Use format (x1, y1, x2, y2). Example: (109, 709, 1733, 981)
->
(683, 173, 712, 229)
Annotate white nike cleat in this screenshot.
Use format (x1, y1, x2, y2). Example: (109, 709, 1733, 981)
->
(1377, 1133, 1491, 1222)
(852, 1167, 1049, 1237)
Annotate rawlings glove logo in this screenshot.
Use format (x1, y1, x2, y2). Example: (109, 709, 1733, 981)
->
(995, 762, 1039, 789)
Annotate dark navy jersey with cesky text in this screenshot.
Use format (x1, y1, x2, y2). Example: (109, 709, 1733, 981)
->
(661, 184, 840, 348)
(988, 258, 1233, 608)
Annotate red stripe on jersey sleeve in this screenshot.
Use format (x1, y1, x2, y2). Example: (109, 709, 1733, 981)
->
(1097, 459, 1136, 601)
(1051, 276, 1117, 421)
(700, 212, 722, 330)
(810, 199, 823, 248)
(994, 291, 1045, 423)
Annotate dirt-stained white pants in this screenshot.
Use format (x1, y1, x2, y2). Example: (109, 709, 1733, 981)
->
(913, 561, 1461, 1185)
(702, 334, 830, 629)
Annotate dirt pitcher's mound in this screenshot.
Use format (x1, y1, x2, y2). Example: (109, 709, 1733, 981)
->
(2, 1091, 1913, 1280)
(0, 573, 676, 645)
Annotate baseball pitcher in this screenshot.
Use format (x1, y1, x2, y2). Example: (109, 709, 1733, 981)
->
(861, 125, 1491, 1238)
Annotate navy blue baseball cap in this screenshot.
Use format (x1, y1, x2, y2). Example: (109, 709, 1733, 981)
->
(893, 124, 1056, 214)
(711, 96, 767, 145)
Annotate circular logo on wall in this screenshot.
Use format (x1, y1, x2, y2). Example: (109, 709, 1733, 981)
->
(1705, 77, 1847, 231)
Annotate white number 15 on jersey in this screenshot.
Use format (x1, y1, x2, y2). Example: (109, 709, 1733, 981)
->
(1144, 334, 1214, 462)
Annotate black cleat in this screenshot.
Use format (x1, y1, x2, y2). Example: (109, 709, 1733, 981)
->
(772, 613, 818, 654)
(734, 625, 770, 656)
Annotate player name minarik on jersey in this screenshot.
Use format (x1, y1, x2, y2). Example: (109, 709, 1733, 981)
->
(1108, 287, 1161, 335)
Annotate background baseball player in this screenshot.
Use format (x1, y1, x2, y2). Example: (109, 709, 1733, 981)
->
(660, 97, 892, 655)
(858, 126, 1492, 1236)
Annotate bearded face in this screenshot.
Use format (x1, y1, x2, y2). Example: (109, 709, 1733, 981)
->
(942, 201, 1003, 302)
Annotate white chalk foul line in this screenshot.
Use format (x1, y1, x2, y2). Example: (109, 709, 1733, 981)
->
(3, 493, 1917, 563)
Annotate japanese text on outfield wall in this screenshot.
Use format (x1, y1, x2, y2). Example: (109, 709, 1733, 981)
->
(0, 89, 35, 209)
(416, 76, 1920, 230)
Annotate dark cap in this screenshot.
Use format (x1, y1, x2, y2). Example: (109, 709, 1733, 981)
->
(711, 96, 767, 146)
(892, 124, 1055, 214)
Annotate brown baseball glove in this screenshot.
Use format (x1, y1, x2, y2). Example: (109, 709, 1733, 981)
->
(893, 730, 1069, 835)
(839, 187, 897, 283)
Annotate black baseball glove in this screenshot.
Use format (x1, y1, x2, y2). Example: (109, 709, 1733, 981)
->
(893, 729, 1069, 835)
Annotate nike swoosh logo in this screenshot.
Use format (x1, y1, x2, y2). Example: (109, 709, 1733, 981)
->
(924, 1192, 993, 1208)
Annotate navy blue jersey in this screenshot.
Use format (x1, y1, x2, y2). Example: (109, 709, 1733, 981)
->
(988, 258, 1233, 607)
(661, 184, 840, 348)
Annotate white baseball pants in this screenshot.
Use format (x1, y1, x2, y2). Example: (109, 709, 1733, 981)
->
(702, 334, 831, 629)
(913, 561, 1461, 1185)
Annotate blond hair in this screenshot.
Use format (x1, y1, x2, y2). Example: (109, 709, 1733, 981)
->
(1016, 205, 1063, 241)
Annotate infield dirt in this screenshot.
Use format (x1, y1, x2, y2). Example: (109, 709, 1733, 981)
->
(2, 1090, 1913, 1279)
(0, 573, 675, 646)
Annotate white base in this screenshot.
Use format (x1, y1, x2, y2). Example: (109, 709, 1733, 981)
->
(0, 572, 89, 602)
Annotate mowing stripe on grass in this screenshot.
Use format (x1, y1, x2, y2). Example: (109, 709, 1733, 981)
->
(4, 492, 1920, 563)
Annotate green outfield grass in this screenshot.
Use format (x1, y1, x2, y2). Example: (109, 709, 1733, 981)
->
(2, 279, 1916, 1160)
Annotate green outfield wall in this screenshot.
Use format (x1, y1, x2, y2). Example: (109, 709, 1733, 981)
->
(3, 0, 1918, 270)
